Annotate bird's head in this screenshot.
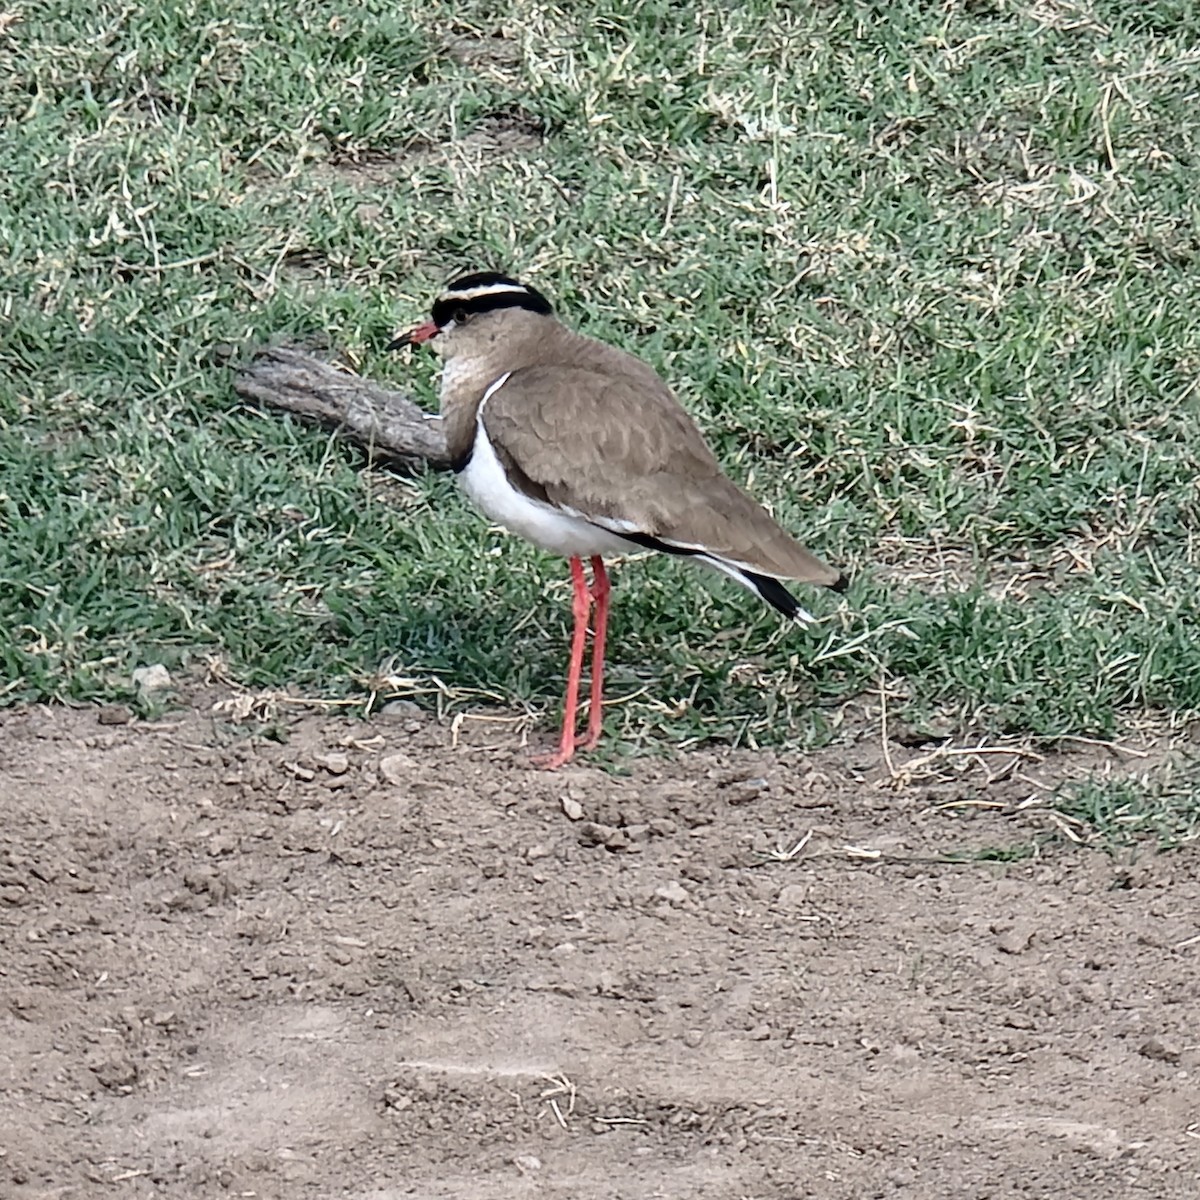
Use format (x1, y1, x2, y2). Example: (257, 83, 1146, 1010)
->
(388, 272, 556, 358)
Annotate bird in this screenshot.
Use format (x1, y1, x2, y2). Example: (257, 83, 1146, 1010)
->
(389, 272, 846, 769)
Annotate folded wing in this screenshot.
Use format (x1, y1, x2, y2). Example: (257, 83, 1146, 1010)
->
(479, 362, 842, 589)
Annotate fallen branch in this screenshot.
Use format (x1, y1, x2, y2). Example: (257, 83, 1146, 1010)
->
(232, 345, 449, 468)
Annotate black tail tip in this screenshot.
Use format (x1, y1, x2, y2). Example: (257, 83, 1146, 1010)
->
(743, 571, 807, 621)
(830, 572, 850, 594)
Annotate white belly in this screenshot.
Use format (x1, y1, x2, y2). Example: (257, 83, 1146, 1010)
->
(458, 375, 630, 559)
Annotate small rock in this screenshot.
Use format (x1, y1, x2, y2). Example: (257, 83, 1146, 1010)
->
(748, 1023, 772, 1041)
(91, 1056, 138, 1090)
(654, 881, 689, 906)
(775, 883, 808, 910)
(526, 844, 553, 861)
(594, 970, 624, 996)
(996, 925, 1035, 955)
(132, 663, 172, 693)
(647, 817, 677, 837)
(96, 704, 133, 726)
(378, 700, 422, 719)
(341, 974, 369, 997)
(727, 777, 769, 806)
(1001, 1009, 1037, 1030)
(315, 752, 350, 775)
(513, 1154, 542, 1175)
(578, 821, 618, 848)
(116, 1006, 142, 1033)
(1138, 1036, 1182, 1064)
(624, 823, 650, 843)
(683, 1029, 705, 1048)
(561, 797, 584, 821)
(379, 753, 416, 786)
(884, 1165, 918, 1188)
(0, 884, 28, 906)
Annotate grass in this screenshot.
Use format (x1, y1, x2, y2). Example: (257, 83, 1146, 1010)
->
(2, 1, 1199, 830)
(1055, 761, 1200, 849)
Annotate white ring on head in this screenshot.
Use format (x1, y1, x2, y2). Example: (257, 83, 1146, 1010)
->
(440, 282, 529, 303)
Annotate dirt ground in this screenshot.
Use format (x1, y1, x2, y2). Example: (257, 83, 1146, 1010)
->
(2, 695, 1198, 1200)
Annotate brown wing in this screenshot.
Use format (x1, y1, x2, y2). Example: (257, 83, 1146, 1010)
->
(480, 361, 840, 586)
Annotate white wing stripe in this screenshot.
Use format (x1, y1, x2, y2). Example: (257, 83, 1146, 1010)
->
(572, 511, 643, 534)
(479, 371, 512, 408)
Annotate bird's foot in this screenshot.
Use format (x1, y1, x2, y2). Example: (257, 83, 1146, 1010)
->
(529, 741, 577, 771)
(577, 727, 603, 752)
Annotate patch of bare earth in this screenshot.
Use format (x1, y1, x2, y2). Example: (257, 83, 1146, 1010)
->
(1, 699, 1198, 1199)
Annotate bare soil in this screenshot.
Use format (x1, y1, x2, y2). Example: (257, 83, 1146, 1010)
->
(2, 698, 1198, 1199)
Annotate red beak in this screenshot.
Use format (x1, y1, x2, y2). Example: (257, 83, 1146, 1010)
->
(387, 320, 439, 350)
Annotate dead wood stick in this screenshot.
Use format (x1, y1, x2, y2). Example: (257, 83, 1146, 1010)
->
(232, 345, 449, 468)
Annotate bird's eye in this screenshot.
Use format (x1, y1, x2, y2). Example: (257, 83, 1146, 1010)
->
(452, 307, 469, 325)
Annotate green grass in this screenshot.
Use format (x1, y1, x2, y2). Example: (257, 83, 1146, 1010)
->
(1055, 761, 1200, 849)
(2, 2, 1199, 806)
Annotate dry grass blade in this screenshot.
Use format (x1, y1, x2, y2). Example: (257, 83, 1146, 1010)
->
(538, 1073, 577, 1130)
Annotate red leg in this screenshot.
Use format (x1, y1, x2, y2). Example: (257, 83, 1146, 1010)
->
(580, 556, 610, 750)
(532, 555, 590, 770)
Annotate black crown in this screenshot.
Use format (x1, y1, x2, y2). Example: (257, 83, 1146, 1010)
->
(432, 272, 555, 327)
